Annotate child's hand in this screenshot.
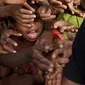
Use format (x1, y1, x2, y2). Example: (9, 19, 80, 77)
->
(52, 39, 72, 66)
(45, 63, 63, 85)
(52, 49, 69, 66)
(34, 31, 54, 53)
(0, 21, 22, 53)
(38, 6, 56, 21)
(0, 29, 22, 53)
(64, 0, 85, 18)
(14, 3, 36, 27)
(32, 49, 54, 72)
(53, 20, 77, 33)
(48, 0, 67, 13)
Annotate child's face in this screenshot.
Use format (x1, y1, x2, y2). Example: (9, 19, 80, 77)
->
(17, 21, 43, 42)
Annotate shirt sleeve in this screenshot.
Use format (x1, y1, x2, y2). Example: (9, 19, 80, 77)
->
(63, 20, 85, 84)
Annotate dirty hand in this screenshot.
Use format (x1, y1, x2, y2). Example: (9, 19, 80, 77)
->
(48, 0, 67, 13)
(52, 39, 72, 66)
(34, 31, 54, 53)
(32, 49, 54, 72)
(13, 2, 35, 28)
(0, 21, 22, 53)
(53, 20, 78, 33)
(38, 6, 56, 21)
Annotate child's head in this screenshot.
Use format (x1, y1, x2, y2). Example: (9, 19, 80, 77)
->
(16, 20, 43, 42)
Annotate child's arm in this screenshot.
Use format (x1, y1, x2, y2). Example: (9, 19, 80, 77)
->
(0, 46, 53, 72)
(0, 74, 44, 85)
(0, 4, 22, 18)
(0, 0, 25, 4)
(0, 47, 33, 68)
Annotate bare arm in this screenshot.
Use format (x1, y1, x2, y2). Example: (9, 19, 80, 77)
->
(61, 77, 81, 85)
(0, 4, 22, 18)
(0, 47, 33, 68)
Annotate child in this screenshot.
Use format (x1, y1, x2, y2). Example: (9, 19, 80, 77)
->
(0, 18, 55, 85)
(0, 1, 36, 53)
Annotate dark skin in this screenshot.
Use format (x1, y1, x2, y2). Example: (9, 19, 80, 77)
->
(0, 0, 25, 4)
(0, 21, 23, 53)
(36, 31, 70, 85)
(0, 74, 44, 85)
(0, 26, 69, 85)
(0, 2, 35, 53)
(0, 21, 54, 85)
(0, 4, 22, 19)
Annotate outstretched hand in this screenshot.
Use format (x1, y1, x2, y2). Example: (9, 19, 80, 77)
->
(48, 0, 67, 13)
(13, 2, 35, 28)
(32, 49, 54, 72)
(0, 21, 22, 53)
(34, 31, 53, 53)
(53, 20, 78, 33)
(38, 6, 56, 21)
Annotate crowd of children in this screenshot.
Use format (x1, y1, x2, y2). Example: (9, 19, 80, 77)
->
(0, 0, 85, 85)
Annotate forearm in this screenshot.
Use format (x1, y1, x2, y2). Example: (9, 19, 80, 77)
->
(0, 0, 4, 4)
(0, 74, 44, 85)
(0, 47, 33, 68)
(0, 4, 22, 18)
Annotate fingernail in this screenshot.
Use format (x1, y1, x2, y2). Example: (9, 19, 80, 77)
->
(29, 11, 33, 14)
(66, 59, 69, 62)
(50, 64, 54, 68)
(18, 33, 22, 36)
(62, 64, 65, 67)
(31, 19, 34, 21)
(52, 54, 56, 59)
(31, 1, 35, 4)
(14, 43, 18, 46)
(13, 50, 16, 53)
(54, 25, 57, 28)
(33, 15, 36, 18)
(64, 58, 69, 63)
(64, 6, 67, 9)
(59, 44, 63, 48)
(48, 67, 54, 72)
(45, 46, 50, 50)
